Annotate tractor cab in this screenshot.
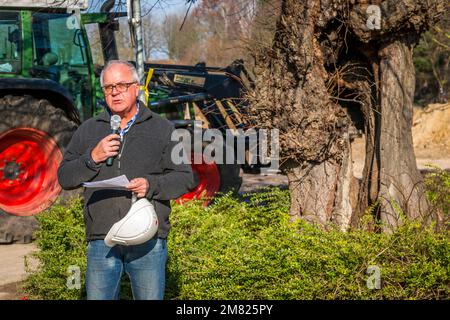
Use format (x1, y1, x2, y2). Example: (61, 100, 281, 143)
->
(0, 4, 96, 121)
(0, 1, 102, 240)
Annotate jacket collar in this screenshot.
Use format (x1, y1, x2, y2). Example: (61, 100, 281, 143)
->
(96, 100, 153, 124)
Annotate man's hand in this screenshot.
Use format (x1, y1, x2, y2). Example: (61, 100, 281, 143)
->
(91, 134, 121, 164)
(126, 178, 149, 198)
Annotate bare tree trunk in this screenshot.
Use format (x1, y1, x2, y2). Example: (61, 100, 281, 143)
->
(378, 39, 430, 231)
(248, 0, 358, 230)
(333, 137, 360, 230)
(286, 138, 357, 230)
(248, 0, 445, 231)
(354, 75, 381, 229)
(286, 160, 338, 226)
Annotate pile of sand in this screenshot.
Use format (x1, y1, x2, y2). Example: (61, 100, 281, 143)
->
(412, 103, 450, 159)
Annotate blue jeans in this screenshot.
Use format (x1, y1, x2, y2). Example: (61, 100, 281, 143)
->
(86, 238, 168, 300)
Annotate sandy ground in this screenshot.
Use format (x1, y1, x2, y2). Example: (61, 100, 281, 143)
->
(239, 172, 288, 193)
(412, 103, 450, 159)
(0, 243, 38, 300)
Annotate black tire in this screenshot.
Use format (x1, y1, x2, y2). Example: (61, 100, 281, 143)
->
(217, 163, 242, 194)
(0, 95, 78, 244)
(187, 128, 243, 200)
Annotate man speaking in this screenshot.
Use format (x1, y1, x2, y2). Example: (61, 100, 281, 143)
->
(57, 60, 194, 300)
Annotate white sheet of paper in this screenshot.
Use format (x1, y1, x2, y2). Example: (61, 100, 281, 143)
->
(83, 175, 130, 188)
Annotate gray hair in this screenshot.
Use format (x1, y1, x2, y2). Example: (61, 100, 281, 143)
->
(100, 60, 140, 86)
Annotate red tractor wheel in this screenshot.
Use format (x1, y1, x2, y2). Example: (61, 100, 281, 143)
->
(176, 152, 242, 206)
(176, 153, 221, 205)
(0, 95, 77, 243)
(0, 128, 62, 215)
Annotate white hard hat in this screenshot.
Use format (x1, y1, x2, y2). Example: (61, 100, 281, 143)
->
(104, 197, 159, 247)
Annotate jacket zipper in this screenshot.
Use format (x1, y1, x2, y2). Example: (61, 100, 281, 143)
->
(118, 135, 126, 172)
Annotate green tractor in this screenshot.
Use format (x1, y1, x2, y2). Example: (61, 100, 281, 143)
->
(0, 0, 114, 243)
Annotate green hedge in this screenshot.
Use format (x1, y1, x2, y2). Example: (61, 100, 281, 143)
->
(23, 188, 449, 300)
(23, 197, 87, 300)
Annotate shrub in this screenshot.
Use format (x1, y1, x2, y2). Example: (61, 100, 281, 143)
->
(424, 165, 450, 226)
(167, 189, 450, 299)
(22, 197, 87, 300)
(23, 188, 450, 300)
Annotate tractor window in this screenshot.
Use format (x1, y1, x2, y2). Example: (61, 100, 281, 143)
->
(31, 12, 93, 121)
(0, 11, 21, 73)
(32, 13, 88, 66)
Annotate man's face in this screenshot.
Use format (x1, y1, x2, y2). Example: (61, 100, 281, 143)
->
(102, 64, 139, 116)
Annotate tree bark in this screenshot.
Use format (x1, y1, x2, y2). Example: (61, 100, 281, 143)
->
(248, 0, 358, 230)
(377, 39, 430, 230)
(248, 0, 445, 231)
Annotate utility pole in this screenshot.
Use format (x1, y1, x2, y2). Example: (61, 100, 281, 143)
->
(128, 0, 145, 101)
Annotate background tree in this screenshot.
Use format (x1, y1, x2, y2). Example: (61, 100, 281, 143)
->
(414, 11, 450, 104)
(190, 0, 254, 65)
(247, 0, 446, 232)
(161, 12, 201, 62)
(159, 0, 259, 65)
(142, 13, 164, 60)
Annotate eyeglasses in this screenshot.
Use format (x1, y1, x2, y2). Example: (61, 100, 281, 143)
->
(102, 82, 137, 95)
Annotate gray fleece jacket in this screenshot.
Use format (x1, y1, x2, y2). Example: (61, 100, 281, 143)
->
(57, 105, 195, 241)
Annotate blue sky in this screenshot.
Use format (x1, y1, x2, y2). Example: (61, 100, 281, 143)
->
(87, 0, 191, 15)
(84, 0, 195, 60)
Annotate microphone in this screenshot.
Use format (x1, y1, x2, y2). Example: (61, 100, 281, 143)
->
(106, 114, 121, 166)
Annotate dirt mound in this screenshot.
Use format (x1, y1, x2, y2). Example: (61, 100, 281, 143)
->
(412, 103, 450, 159)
